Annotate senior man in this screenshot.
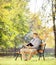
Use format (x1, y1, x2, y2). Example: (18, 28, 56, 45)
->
(20, 33, 42, 61)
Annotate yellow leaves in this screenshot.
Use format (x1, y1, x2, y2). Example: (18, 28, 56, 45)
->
(39, 32, 47, 40)
(37, 19, 41, 25)
(3, 9, 10, 16)
(10, 31, 18, 40)
(39, 35, 45, 40)
(1, 2, 10, 8)
(7, 41, 14, 48)
(31, 14, 42, 30)
(48, 27, 53, 33)
(2, 33, 8, 40)
(46, 37, 54, 48)
(0, 2, 12, 19)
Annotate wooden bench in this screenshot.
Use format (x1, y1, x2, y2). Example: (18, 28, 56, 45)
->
(15, 44, 46, 60)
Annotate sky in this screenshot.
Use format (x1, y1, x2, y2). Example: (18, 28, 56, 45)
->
(28, 0, 43, 13)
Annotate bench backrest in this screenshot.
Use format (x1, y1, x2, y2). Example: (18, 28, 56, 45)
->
(39, 44, 46, 53)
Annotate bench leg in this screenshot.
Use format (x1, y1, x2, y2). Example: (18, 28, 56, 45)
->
(43, 54, 45, 60)
(15, 53, 19, 60)
(15, 54, 22, 60)
(20, 54, 22, 60)
(38, 53, 45, 60)
(38, 57, 40, 60)
(38, 53, 41, 60)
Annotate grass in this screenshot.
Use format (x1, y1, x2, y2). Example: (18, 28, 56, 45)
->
(0, 56, 56, 65)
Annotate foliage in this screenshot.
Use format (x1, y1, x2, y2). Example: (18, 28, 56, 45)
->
(0, 0, 30, 48)
(0, 0, 55, 49)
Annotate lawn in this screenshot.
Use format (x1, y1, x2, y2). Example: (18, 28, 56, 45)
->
(0, 56, 56, 65)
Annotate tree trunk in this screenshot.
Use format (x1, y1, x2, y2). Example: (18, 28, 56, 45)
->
(52, 0, 56, 58)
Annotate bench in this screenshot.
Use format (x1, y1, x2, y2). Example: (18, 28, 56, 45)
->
(15, 44, 46, 60)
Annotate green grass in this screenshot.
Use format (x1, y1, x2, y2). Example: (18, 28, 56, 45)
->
(0, 56, 56, 65)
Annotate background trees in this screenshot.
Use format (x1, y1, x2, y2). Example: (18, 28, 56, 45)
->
(0, 0, 55, 57)
(0, 0, 30, 49)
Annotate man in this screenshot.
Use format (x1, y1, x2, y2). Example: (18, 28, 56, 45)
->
(20, 33, 42, 60)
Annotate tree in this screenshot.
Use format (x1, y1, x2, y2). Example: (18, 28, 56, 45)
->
(0, 0, 30, 49)
(52, 0, 56, 58)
